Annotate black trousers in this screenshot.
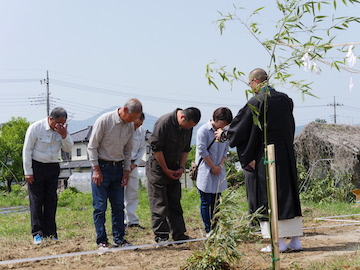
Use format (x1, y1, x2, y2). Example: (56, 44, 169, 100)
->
(28, 160, 60, 237)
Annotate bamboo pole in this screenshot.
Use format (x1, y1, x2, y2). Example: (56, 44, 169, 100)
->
(267, 144, 280, 269)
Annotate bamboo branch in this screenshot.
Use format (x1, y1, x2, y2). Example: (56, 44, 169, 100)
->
(277, 40, 360, 48)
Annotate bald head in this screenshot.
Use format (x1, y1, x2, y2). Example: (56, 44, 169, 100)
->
(249, 68, 268, 83)
(248, 68, 268, 92)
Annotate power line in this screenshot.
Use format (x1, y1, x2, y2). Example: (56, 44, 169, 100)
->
(0, 79, 40, 83)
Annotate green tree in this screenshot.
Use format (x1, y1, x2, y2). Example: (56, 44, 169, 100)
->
(207, 0, 360, 97)
(225, 151, 244, 187)
(202, 1, 360, 269)
(186, 146, 196, 169)
(0, 117, 30, 192)
(315, 118, 327, 123)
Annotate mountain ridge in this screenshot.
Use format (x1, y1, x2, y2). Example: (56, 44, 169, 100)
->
(67, 107, 305, 145)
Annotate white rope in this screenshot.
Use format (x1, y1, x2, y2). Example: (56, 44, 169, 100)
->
(1, 214, 359, 266)
(0, 237, 206, 266)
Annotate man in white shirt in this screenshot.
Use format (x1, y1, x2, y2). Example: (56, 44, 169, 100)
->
(124, 113, 146, 229)
(22, 107, 74, 245)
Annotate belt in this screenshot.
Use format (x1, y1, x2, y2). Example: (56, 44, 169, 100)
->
(98, 159, 124, 167)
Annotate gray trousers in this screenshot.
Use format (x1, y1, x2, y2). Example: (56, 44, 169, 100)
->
(147, 179, 186, 241)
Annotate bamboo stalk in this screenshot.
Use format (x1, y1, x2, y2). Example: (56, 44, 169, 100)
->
(267, 144, 280, 269)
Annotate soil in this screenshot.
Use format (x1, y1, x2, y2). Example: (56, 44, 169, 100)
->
(0, 218, 359, 270)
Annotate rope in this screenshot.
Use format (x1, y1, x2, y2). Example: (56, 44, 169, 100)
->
(0, 237, 206, 266)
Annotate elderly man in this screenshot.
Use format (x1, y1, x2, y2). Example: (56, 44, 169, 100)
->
(147, 107, 201, 244)
(87, 98, 142, 250)
(23, 107, 74, 244)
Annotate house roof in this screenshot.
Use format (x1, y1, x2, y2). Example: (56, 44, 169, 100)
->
(60, 160, 92, 169)
(70, 126, 93, 143)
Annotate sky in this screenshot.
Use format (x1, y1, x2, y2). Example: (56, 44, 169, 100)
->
(1, 0, 360, 133)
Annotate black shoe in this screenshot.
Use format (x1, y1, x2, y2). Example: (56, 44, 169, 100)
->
(126, 224, 145, 229)
(113, 239, 132, 248)
(173, 234, 192, 245)
(155, 236, 172, 247)
(174, 234, 191, 241)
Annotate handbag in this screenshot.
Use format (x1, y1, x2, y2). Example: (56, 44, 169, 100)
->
(189, 138, 216, 180)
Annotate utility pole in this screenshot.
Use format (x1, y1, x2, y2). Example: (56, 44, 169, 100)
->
(46, 70, 50, 116)
(39, 71, 50, 116)
(327, 96, 343, 124)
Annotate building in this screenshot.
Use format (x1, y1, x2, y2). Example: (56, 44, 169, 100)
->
(59, 126, 151, 191)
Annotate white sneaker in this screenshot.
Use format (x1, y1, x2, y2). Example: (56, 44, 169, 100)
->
(205, 232, 211, 238)
(98, 243, 109, 250)
(33, 234, 42, 245)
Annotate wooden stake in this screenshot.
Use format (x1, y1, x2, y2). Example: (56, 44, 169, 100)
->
(267, 144, 280, 269)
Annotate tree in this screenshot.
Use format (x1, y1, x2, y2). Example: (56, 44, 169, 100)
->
(0, 117, 30, 192)
(207, 0, 360, 97)
(203, 1, 360, 269)
(315, 118, 327, 123)
(186, 146, 196, 169)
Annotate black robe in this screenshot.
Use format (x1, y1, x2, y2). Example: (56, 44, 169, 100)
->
(228, 87, 302, 221)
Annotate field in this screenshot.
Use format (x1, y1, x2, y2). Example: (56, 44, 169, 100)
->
(0, 186, 359, 270)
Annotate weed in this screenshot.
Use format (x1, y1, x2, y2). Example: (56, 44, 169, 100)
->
(181, 189, 260, 270)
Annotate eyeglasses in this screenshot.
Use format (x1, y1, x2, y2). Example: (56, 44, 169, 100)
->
(248, 78, 256, 86)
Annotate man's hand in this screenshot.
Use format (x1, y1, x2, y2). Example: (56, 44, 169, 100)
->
(121, 170, 130, 187)
(249, 160, 256, 170)
(164, 168, 183, 180)
(25, 175, 34, 184)
(92, 166, 103, 186)
(54, 123, 68, 139)
(130, 164, 137, 172)
(173, 167, 185, 179)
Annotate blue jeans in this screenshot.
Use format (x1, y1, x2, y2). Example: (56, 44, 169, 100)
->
(91, 163, 125, 245)
(199, 190, 221, 233)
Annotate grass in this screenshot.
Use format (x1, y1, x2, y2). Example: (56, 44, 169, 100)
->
(0, 184, 360, 269)
(0, 184, 205, 247)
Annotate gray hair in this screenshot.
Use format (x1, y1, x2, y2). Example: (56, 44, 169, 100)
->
(124, 98, 143, 114)
(49, 107, 68, 120)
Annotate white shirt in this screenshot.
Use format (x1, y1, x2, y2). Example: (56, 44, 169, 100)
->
(22, 118, 74, 175)
(131, 126, 146, 166)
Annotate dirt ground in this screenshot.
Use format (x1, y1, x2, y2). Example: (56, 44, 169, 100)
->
(0, 218, 359, 270)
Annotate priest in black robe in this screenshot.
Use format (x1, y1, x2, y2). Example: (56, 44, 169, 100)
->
(225, 68, 303, 252)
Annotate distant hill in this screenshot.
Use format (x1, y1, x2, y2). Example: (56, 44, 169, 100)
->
(68, 107, 200, 145)
(67, 106, 158, 134)
(295, 125, 305, 136)
(68, 107, 303, 146)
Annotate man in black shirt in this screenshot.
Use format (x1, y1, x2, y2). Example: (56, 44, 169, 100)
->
(147, 107, 201, 244)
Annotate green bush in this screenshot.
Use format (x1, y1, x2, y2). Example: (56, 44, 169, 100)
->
(58, 187, 92, 210)
(0, 184, 28, 206)
(181, 189, 259, 270)
(299, 172, 355, 203)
